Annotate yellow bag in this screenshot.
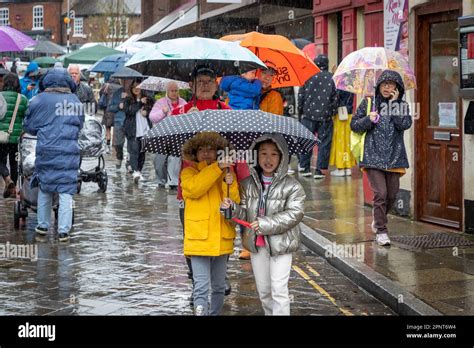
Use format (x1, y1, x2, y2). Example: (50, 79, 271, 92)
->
(350, 97, 371, 163)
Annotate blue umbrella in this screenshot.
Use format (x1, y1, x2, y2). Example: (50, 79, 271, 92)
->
(88, 53, 132, 73)
(125, 36, 266, 81)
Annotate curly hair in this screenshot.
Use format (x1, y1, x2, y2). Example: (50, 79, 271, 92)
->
(182, 132, 229, 162)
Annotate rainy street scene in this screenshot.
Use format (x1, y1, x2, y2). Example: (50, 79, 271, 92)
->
(0, 0, 474, 345)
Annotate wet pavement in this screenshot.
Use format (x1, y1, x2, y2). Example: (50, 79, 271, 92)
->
(298, 167, 474, 315)
(0, 151, 393, 316)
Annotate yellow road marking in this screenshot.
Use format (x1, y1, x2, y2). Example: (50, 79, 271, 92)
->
(304, 264, 320, 277)
(292, 265, 354, 316)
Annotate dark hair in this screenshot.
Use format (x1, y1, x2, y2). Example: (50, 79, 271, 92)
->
(191, 66, 216, 80)
(253, 139, 282, 174)
(2, 73, 20, 93)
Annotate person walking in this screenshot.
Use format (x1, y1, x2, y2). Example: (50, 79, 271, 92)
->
(0, 73, 28, 198)
(99, 77, 122, 153)
(298, 55, 338, 179)
(19, 62, 40, 101)
(350, 70, 412, 246)
(68, 64, 97, 114)
(329, 89, 356, 176)
(23, 69, 84, 242)
(149, 81, 186, 190)
(121, 81, 154, 184)
(181, 132, 239, 315)
(221, 134, 305, 315)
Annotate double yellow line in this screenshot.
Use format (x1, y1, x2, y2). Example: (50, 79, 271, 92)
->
(292, 264, 355, 316)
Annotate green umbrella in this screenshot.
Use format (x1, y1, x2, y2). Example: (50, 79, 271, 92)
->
(33, 56, 58, 68)
(63, 45, 121, 67)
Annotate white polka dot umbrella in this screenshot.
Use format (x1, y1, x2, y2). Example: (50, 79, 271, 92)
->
(142, 109, 319, 157)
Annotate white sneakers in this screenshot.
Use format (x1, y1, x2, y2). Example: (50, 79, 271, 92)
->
(194, 305, 205, 316)
(132, 171, 143, 184)
(298, 165, 306, 173)
(376, 233, 391, 246)
(287, 168, 295, 175)
(330, 168, 352, 177)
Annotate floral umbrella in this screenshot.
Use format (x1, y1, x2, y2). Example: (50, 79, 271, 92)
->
(138, 76, 189, 92)
(333, 47, 416, 96)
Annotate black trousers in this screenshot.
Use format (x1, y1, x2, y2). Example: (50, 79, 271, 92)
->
(0, 143, 18, 184)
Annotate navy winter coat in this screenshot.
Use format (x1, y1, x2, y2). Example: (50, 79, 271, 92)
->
(350, 70, 412, 170)
(23, 69, 85, 194)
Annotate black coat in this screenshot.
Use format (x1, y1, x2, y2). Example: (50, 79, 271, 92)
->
(123, 96, 154, 139)
(298, 69, 337, 121)
(350, 70, 412, 170)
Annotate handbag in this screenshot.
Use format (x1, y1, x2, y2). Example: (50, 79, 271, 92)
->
(0, 94, 21, 144)
(338, 106, 348, 121)
(98, 84, 109, 110)
(350, 97, 371, 163)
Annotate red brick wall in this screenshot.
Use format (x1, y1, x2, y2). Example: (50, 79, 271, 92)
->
(2, 2, 63, 43)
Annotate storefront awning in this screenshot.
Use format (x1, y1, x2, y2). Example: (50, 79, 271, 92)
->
(138, 0, 257, 42)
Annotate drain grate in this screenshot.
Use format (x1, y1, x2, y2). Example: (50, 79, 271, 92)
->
(390, 233, 474, 250)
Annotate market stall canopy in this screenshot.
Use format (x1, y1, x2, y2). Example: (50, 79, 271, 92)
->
(62, 45, 121, 67)
(25, 39, 66, 55)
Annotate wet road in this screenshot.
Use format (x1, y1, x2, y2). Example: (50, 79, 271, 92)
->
(0, 153, 394, 316)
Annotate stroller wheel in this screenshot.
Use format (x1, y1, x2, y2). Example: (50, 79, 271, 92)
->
(14, 201, 21, 229)
(98, 171, 108, 193)
(77, 180, 82, 194)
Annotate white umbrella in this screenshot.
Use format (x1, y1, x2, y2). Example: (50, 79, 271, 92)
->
(138, 76, 189, 92)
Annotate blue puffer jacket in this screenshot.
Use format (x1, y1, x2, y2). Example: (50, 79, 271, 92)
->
(220, 75, 262, 110)
(23, 69, 85, 195)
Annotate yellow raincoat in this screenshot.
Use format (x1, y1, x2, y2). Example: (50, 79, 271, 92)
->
(181, 161, 240, 257)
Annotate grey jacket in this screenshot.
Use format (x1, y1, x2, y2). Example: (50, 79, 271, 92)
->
(233, 134, 306, 256)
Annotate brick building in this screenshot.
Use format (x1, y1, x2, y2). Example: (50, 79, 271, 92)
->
(0, 0, 63, 43)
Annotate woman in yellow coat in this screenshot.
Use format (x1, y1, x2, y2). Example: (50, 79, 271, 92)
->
(181, 132, 240, 315)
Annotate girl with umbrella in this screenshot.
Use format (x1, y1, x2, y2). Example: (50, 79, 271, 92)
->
(221, 134, 306, 315)
(350, 70, 412, 246)
(180, 132, 239, 316)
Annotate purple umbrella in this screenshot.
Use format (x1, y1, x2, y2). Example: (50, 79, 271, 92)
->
(0, 26, 37, 52)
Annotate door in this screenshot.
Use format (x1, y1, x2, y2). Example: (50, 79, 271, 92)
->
(416, 11, 462, 229)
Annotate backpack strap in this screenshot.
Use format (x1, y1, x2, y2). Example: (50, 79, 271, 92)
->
(8, 94, 21, 134)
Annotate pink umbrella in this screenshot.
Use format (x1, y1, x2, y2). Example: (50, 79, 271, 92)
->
(0, 26, 37, 52)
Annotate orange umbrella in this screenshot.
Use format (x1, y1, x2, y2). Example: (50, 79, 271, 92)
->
(220, 31, 320, 88)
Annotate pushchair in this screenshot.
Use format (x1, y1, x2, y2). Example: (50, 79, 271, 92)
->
(13, 133, 75, 229)
(77, 115, 108, 193)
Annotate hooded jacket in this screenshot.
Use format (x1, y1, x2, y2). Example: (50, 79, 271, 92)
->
(350, 70, 412, 170)
(298, 55, 337, 121)
(181, 150, 240, 257)
(19, 62, 40, 100)
(220, 75, 262, 110)
(233, 134, 306, 256)
(23, 69, 84, 194)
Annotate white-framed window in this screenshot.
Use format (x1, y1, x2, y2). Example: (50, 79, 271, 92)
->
(0, 8, 9, 26)
(32, 5, 43, 30)
(73, 17, 83, 37)
(107, 17, 129, 39)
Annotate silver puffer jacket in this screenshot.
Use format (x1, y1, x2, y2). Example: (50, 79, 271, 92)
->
(233, 134, 306, 257)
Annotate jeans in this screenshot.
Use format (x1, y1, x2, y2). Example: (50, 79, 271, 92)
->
(299, 118, 333, 171)
(154, 154, 181, 186)
(0, 143, 18, 183)
(191, 255, 228, 315)
(127, 136, 145, 172)
(251, 247, 292, 315)
(37, 189, 73, 234)
(365, 169, 401, 235)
